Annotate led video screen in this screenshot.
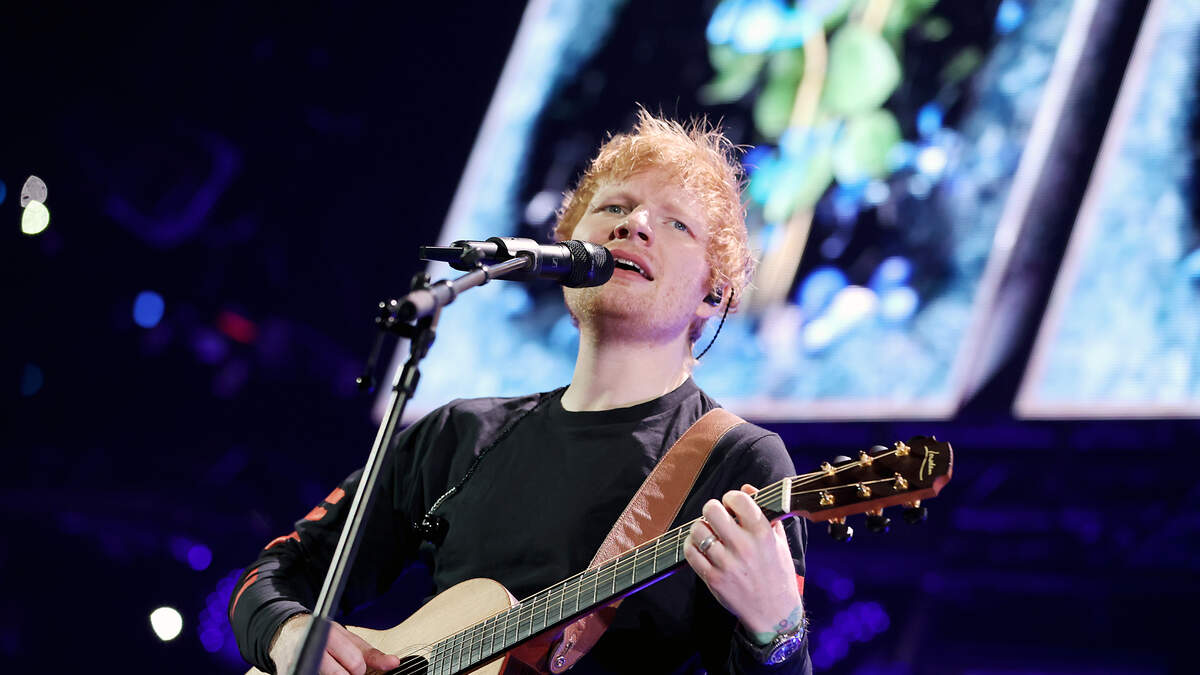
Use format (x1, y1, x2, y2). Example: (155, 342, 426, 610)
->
(1017, 0, 1200, 418)
(380, 0, 1103, 421)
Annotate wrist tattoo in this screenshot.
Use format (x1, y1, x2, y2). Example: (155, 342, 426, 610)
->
(751, 605, 805, 646)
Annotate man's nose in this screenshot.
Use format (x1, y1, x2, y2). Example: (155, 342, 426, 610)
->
(611, 207, 653, 244)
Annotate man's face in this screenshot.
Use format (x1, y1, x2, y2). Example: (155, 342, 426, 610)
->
(563, 166, 718, 342)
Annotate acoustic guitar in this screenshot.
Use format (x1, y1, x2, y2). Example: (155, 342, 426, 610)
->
(249, 437, 952, 675)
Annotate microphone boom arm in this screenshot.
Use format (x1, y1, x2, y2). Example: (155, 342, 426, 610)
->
(386, 256, 530, 324)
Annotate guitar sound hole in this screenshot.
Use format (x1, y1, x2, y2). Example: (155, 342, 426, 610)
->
(383, 654, 428, 675)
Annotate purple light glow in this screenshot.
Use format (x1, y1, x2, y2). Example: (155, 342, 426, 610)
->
(199, 626, 223, 653)
(187, 544, 212, 571)
(192, 328, 229, 365)
(830, 576, 855, 601)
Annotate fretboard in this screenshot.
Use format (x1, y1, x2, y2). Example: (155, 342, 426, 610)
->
(423, 478, 792, 675)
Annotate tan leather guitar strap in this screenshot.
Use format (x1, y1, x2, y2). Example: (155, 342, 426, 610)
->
(546, 407, 746, 673)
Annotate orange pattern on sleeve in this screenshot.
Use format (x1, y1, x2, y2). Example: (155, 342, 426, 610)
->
(265, 531, 300, 550)
(229, 566, 262, 620)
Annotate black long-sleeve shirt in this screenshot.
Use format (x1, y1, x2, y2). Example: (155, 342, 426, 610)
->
(229, 379, 811, 674)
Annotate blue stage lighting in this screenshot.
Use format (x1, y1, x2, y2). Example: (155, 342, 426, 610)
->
(796, 266, 848, 316)
(917, 102, 944, 139)
(996, 0, 1025, 35)
(187, 544, 213, 571)
(133, 291, 165, 328)
(20, 364, 44, 397)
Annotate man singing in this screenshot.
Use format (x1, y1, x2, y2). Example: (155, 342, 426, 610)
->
(230, 110, 810, 674)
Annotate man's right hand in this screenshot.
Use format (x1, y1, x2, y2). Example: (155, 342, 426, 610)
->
(269, 613, 401, 675)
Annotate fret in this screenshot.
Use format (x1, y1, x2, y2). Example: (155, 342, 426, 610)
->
(506, 600, 520, 643)
(473, 620, 486, 664)
(554, 582, 565, 624)
(448, 634, 460, 675)
(590, 567, 603, 607)
(530, 591, 548, 633)
(521, 596, 534, 641)
(633, 545, 657, 582)
(562, 576, 580, 618)
(517, 598, 530, 640)
(484, 613, 496, 660)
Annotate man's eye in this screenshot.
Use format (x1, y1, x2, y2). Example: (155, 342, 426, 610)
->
(671, 220, 690, 233)
(603, 205, 627, 215)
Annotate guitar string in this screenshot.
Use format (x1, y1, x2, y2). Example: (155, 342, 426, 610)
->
(412, 446, 924, 671)
(436, 450, 921, 671)
(429, 447, 923, 670)
(426, 477, 805, 666)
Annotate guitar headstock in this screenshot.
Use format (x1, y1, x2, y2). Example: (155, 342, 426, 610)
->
(762, 436, 952, 533)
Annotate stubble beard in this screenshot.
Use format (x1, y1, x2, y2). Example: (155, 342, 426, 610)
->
(563, 280, 699, 344)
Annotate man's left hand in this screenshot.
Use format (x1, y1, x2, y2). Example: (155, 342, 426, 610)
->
(684, 484, 804, 642)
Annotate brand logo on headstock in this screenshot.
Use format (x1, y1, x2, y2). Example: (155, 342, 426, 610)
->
(919, 449, 938, 481)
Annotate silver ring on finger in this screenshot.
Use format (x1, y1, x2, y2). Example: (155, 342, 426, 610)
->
(698, 535, 716, 554)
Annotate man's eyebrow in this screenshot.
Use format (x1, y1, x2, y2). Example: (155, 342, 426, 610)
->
(593, 187, 633, 203)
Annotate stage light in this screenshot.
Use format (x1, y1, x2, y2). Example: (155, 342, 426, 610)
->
(863, 179, 890, 205)
(796, 266, 848, 316)
(20, 364, 44, 397)
(917, 102, 944, 138)
(908, 173, 932, 198)
(830, 576, 855, 601)
(886, 140, 916, 172)
(133, 291, 165, 328)
(0, 179, 6, 206)
(187, 544, 212, 571)
(192, 328, 229, 364)
(705, 0, 739, 45)
(995, 0, 1025, 35)
(216, 310, 258, 344)
(802, 286, 878, 352)
(149, 607, 183, 641)
(199, 626, 224, 652)
(880, 286, 918, 323)
(915, 145, 948, 177)
(731, 0, 785, 54)
(21, 200, 49, 235)
(870, 256, 912, 291)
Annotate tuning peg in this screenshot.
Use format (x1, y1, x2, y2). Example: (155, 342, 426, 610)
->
(827, 518, 854, 542)
(869, 445, 888, 453)
(902, 501, 928, 525)
(831, 455, 853, 466)
(865, 510, 891, 534)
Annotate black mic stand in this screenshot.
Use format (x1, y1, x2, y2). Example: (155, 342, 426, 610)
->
(290, 256, 529, 675)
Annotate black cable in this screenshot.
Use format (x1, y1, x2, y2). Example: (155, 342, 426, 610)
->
(695, 288, 733, 360)
(413, 387, 565, 544)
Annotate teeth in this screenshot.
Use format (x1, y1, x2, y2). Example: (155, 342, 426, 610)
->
(614, 256, 647, 277)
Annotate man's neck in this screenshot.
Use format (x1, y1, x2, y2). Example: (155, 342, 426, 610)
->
(561, 329, 692, 412)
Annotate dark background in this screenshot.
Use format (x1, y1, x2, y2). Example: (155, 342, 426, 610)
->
(3, 1, 1198, 673)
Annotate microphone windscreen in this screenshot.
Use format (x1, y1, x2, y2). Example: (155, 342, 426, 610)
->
(562, 241, 615, 288)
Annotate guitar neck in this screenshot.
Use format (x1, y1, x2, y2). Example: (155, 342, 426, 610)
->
(427, 437, 952, 674)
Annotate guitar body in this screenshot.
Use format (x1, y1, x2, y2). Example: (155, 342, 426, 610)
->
(246, 578, 529, 675)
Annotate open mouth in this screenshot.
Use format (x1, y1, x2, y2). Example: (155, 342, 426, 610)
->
(613, 256, 653, 280)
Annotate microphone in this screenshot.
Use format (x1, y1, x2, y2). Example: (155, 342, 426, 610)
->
(420, 237, 614, 288)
